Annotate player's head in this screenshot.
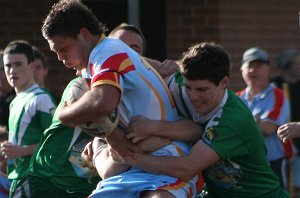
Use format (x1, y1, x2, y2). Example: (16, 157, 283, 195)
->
(3, 40, 35, 92)
(32, 46, 48, 88)
(42, 0, 106, 39)
(180, 42, 230, 85)
(180, 42, 231, 116)
(0, 50, 13, 96)
(42, 0, 107, 71)
(109, 23, 146, 55)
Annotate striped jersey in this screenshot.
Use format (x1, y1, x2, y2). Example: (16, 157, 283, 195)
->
(237, 83, 291, 161)
(29, 78, 100, 193)
(7, 84, 56, 180)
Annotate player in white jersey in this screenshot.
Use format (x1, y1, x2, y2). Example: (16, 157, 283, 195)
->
(41, 1, 200, 197)
(1, 40, 56, 197)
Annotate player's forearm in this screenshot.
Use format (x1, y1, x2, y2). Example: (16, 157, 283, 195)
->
(94, 149, 130, 179)
(152, 119, 202, 143)
(130, 154, 194, 181)
(58, 85, 119, 126)
(258, 121, 278, 136)
(20, 144, 39, 157)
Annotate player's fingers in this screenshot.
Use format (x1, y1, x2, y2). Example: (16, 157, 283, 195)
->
(126, 133, 135, 139)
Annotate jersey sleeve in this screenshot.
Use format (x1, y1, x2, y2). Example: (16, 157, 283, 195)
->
(35, 93, 56, 130)
(202, 124, 251, 159)
(89, 52, 136, 92)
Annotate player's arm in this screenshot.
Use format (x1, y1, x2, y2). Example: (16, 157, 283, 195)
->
(126, 116, 202, 143)
(1, 142, 38, 159)
(94, 148, 131, 179)
(124, 139, 220, 181)
(58, 84, 120, 127)
(278, 122, 300, 143)
(94, 137, 172, 179)
(92, 137, 131, 179)
(256, 120, 278, 136)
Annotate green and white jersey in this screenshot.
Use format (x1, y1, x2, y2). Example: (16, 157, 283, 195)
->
(166, 72, 193, 119)
(29, 78, 99, 194)
(167, 73, 287, 198)
(200, 91, 286, 197)
(7, 84, 56, 180)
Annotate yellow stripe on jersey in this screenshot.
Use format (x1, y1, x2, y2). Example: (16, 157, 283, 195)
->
(141, 57, 176, 107)
(137, 73, 166, 120)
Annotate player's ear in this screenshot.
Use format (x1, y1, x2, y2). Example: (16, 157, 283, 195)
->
(220, 76, 229, 88)
(79, 28, 91, 40)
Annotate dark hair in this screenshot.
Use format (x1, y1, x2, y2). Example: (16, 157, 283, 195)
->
(0, 130, 8, 141)
(180, 42, 231, 86)
(32, 46, 47, 68)
(3, 40, 34, 64)
(109, 23, 146, 54)
(42, 0, 107, 39)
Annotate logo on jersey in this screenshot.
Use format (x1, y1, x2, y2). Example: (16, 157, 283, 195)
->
(207, 159, 242, 189)
(204, 128, 217, 143)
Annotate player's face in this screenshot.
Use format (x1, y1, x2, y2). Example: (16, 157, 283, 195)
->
(3, 53, 34, 93)
(111, 30, 144, 55)
(241, 60, 269, 89)
(0, 58, 11, 94)
(47, 35, 86, 71)
(32, 59, 48, 88)
(184, 77, 228, 115)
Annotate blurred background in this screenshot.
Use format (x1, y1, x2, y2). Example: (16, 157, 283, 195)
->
(0, 0, 299, 96)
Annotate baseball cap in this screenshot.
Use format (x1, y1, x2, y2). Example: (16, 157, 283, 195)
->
(277, 49, 300, 70)
(241, 47, 269, 67)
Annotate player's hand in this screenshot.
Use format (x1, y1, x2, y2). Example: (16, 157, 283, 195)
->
(126, 116, 158, 143)
(57, 101, 76, 127)
(106, 127, 142, 160)
(155, 59, 179, 78)
(81, 141, 93, 161)
(277, 122, 300, 143)
(1, 141, 23, 159)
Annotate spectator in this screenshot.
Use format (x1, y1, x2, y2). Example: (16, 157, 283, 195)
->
(272, 48, 300, 194)
(123, 42, 289, 198)
(32, 46, 48, 89)
(41, 0, 198, 197)
(0, 40, 56, 197)
(237, 47, 290, 190)
(32, 46, 60, 103)
(0, 51, 15, 128)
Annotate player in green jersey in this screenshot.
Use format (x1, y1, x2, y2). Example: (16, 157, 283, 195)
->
(122, 42, 290, 198)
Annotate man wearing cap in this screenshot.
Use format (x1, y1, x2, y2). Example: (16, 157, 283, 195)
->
(237, 47, 291, 190)
(273, 49, 300, 194)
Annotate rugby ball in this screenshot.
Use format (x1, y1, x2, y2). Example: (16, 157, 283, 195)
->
(67, 77, 119, 137)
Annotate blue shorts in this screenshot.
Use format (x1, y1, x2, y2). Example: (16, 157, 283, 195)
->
(294, 155, 300, 188)
(89, 141, 198, 198)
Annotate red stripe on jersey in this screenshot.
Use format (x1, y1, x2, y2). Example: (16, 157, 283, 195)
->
(92, 70, 120, 86)
(236, 89, 246, 96)
(90, 53, 135, 86)
(101, 53, 135, 75)
(268, 88, 284, 120)
(284, 140, 293, 159)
